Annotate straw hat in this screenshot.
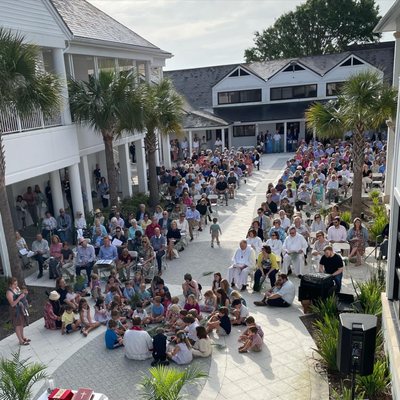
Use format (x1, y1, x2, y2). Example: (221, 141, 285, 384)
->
(49, 291, 60, 301)
(94, 209, 101, 214)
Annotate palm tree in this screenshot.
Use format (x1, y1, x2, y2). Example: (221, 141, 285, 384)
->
(137, 79, 183, 207)
(0, 28, 60, 282)
(305, 71, 397, 217)
(138, 365, 207, 400)
(0, 351, 47, 400)
(68, 70, 142, 207)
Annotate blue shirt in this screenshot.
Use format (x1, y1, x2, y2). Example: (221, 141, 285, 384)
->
(123, 287, 135, 301)
(105, 329, 119, 349)
(151, 303, 164, 317)
(150, 235, 166, 251)
(99, 244, 118, 261)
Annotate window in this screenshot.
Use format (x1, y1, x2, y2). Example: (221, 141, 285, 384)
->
(206, 130, 212, 141)
(339, 57, 364, 67)
(270, 84, 317, 101)
(233, 125, 256, 137)
(218, 89, 261, 105)
(283, 64, 305, 72)
(326, 82, 344, 97)
(229, 68, 250, 77)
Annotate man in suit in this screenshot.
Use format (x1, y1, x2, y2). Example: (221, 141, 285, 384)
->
(158, 211, 172, 236)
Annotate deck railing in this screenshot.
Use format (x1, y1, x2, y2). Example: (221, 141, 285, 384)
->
(0, 104, 62, 134)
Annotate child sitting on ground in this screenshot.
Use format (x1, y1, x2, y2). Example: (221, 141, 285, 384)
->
(184, 294, 202, 320)
(105, 286, 118, 307)
(238, 326, 263, 353)
(166, 296, 180, 317)
(150, 296, 165, 323)
(61, 305, 81, 335)
(174, 310, 188, 331)
(192, 326, 212, 358)
(105, 319, 124, 349)
(231, 299, 249, 326)
(151, 327, 169, 366)
(165, 304, 181, 328)
(238, 316, 264, 343)
(90, 273, 102, 300)
(105, 275, 122, 297)
(183, 315, 199, 345)
(206, 307, 231, 336)
(94, 296, 109, 325)
(138, 283, 151, 307)
(108, 310, 127, 335)
(132, 270, 143, 292)
(65, 285, 80, 311)
(230, 290, 247, 306)
(133, 302, 151, 325)
(167, 330, 193, 365)
(200, 290, 217, 313)
(123, 281, 135, 302)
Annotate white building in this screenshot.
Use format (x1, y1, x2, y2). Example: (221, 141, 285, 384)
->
(375, 2, 400, 399)
(0, 0, 172, 275)
(166, 43, 394, 150)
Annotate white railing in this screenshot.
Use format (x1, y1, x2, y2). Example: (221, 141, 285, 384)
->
(0, 104, 62, 134)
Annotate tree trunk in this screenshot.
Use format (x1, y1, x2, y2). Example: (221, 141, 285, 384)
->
(145, 129, 159, 207)
(351, 128, 365, 218)
(102, 133, 118, 207)
(0, 135, 24, 283)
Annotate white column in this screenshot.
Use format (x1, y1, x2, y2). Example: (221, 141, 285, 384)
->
(188, 130, 193, 155)
(255, 123, 259, 147)
(155, 132, 161, 167)
(69, 163, 85, 216)
(81, 155, 93, 212)
(50, 170, 64, 217)
(0, 213, 11, 276)
(145, 61, 151, 83)
(118, 143, 133, 198)
(283, 122, 287, 153)
(52, 48, 72, 125)
(135, 138, 148, 193)
(161, 134, 172, 169)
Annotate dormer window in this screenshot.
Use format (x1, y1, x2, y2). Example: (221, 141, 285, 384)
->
(229, 68, 250, 77)
(283, 63, 305, 72)
(340, 57, 364, 67)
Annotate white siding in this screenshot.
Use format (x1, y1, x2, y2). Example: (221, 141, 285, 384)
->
(0, 0, 67, 48)
(324, 63, 384, 82)
(267, 68, 320, 86)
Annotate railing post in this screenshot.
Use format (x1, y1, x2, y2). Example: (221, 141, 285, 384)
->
(40, 109, 45, 128)
(16, 111, 22, 132)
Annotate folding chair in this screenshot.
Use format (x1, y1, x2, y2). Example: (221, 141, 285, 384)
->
(208, 194, 219, 214)
(332, 242, 351, 271)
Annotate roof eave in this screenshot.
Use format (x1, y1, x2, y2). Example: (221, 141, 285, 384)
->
(71, 36, 173, 58)
(374, 0, 400, 32)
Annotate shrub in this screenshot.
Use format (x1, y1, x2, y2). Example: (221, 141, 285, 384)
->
(356, 359, 390, 399)
(369, 189, 381, 202)
(313, 313, 339, 371)
(0, 276, 8, 305)
(120, 193, 150, 220)
(369, 214, 388, 243)
(356, 274, 384, 316)
(310, 295, 338, 319)
(332, 385, 364, 400)
(340, 211, 352, 225)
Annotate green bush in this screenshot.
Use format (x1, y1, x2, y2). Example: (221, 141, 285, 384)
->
(120, 193, 150, 220)
(340, 211, 352, 225)
(356, 359, 390, 399)
(369, 214, 388, 243)
(356, 274, 384, 316)
(0, 276, 8, 305)
(369, 189, 381, 202)
(332, 385, 364, 400)
(313, 313, 339, 371)
(310, 295, 338, 319)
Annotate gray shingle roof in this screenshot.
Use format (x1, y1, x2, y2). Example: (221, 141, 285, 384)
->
(166, 42, 394, 110)
(50, 0, 162, 50)
(182, 109, 229, 129)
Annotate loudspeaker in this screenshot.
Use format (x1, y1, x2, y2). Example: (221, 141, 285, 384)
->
(298, 273, 334, 301)
(337, 314, 377, 376)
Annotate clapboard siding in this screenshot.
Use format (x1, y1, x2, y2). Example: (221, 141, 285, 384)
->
(0, 0, 67, 47)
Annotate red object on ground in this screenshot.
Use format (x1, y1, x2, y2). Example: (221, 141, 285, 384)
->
(48, 388, 74, 400)
(72, 388, 94, 400)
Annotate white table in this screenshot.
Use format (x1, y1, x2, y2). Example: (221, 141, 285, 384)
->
(37, 390, 109, 400)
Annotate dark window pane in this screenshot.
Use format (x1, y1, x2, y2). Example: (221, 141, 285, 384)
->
(239, 69, 249, 76)
(352, 58, 363, 65)
(270, 88, 282, 100)
(340, 58, 352, 67)
(233, 125, 256, 137)
(229, 69, 239, 77)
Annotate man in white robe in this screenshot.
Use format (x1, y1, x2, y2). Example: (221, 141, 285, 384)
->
(227, 240, 256, 291)
(282, 227, 308, 277)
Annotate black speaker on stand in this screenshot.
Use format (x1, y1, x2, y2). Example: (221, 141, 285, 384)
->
(337, 313, 377, 399)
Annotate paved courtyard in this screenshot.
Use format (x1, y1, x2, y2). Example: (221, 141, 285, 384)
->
(0, 153, 382, 400)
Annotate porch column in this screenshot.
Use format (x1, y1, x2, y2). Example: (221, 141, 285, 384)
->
(161, 134, 172, 169)
(255, 123, 259, 147)
(50, 170, 64, 216)
(283, 122, 287, 153)
(135, 137, 148, 193)
(68, 163, 85, 216)
(81, 155, 93, 212)
(221, 129, 225, 150)
(0, 213, 11, 276)
(188, 130, 193, 155)
(145, 61, 151, 83)
(97, 151, 107, 183)
(155, 132, 161, 167)
(52, 48, 72, 125)
(118, 143, 133, 198)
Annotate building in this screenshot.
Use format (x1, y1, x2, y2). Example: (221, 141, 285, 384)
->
(165, 43, 394, 150)
(0, 0, 172, 276)
(375, 3, 400, 399)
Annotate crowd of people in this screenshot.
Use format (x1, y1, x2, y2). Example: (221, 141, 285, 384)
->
(7, 136, 388, 372)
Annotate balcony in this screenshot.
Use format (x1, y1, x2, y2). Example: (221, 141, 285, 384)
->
(0, 104, 62, 135)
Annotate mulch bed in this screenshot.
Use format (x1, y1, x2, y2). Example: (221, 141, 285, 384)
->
(0, 285, 54, 341)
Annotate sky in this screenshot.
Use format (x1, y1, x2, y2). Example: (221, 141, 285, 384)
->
(91, 0, 395, 71)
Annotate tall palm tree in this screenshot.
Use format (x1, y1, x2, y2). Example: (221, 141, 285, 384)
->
(0, 28, 60, 282)
(0, 351, 47, 400)
(138, 365, 207, 400)
(306, 71, 397, 217)
(137, 79, 183, 207)
(68, 70, 142, 207)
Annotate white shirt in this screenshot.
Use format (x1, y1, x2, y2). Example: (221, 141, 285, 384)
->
(232, 246, 256, 268)
(327, 225, 347, 242)
(282, 233, 308, 255)
(124, 329, 153, 360)
(326, 179, 339, 190)
(279, 216, 291, 231)
(277, 280, 295, 304)
(247, 237, 263, 254)
(176, 219, 189, 233)
(265, 238, 283, 256)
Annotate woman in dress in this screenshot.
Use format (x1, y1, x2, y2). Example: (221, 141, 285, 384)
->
(34, 184, 47, 219)
(253, 245, 279, 292)
(347, 218, 369, 266)
(6, 277, 30, 345)
(44, 290, 62, 330)
(166, 220, 182, 260)
(139, 236, 155, 277)
(15, 195, 32, 230)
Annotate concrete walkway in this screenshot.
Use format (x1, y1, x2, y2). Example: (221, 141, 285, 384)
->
(1, 154, 334, 400)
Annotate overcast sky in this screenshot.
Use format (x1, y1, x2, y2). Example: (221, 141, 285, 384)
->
(91, 0, 395, 71)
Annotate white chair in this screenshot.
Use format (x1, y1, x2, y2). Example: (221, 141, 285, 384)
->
(193, 194, 202, 204)
(332, 242, 351, 268)
(208, 194, 219, 214)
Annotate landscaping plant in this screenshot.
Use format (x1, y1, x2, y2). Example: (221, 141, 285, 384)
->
(310, 294, 338, 319)
(356, 359, 391, 399)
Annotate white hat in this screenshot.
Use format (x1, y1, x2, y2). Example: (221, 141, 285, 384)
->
(49, 291, 60, 301)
